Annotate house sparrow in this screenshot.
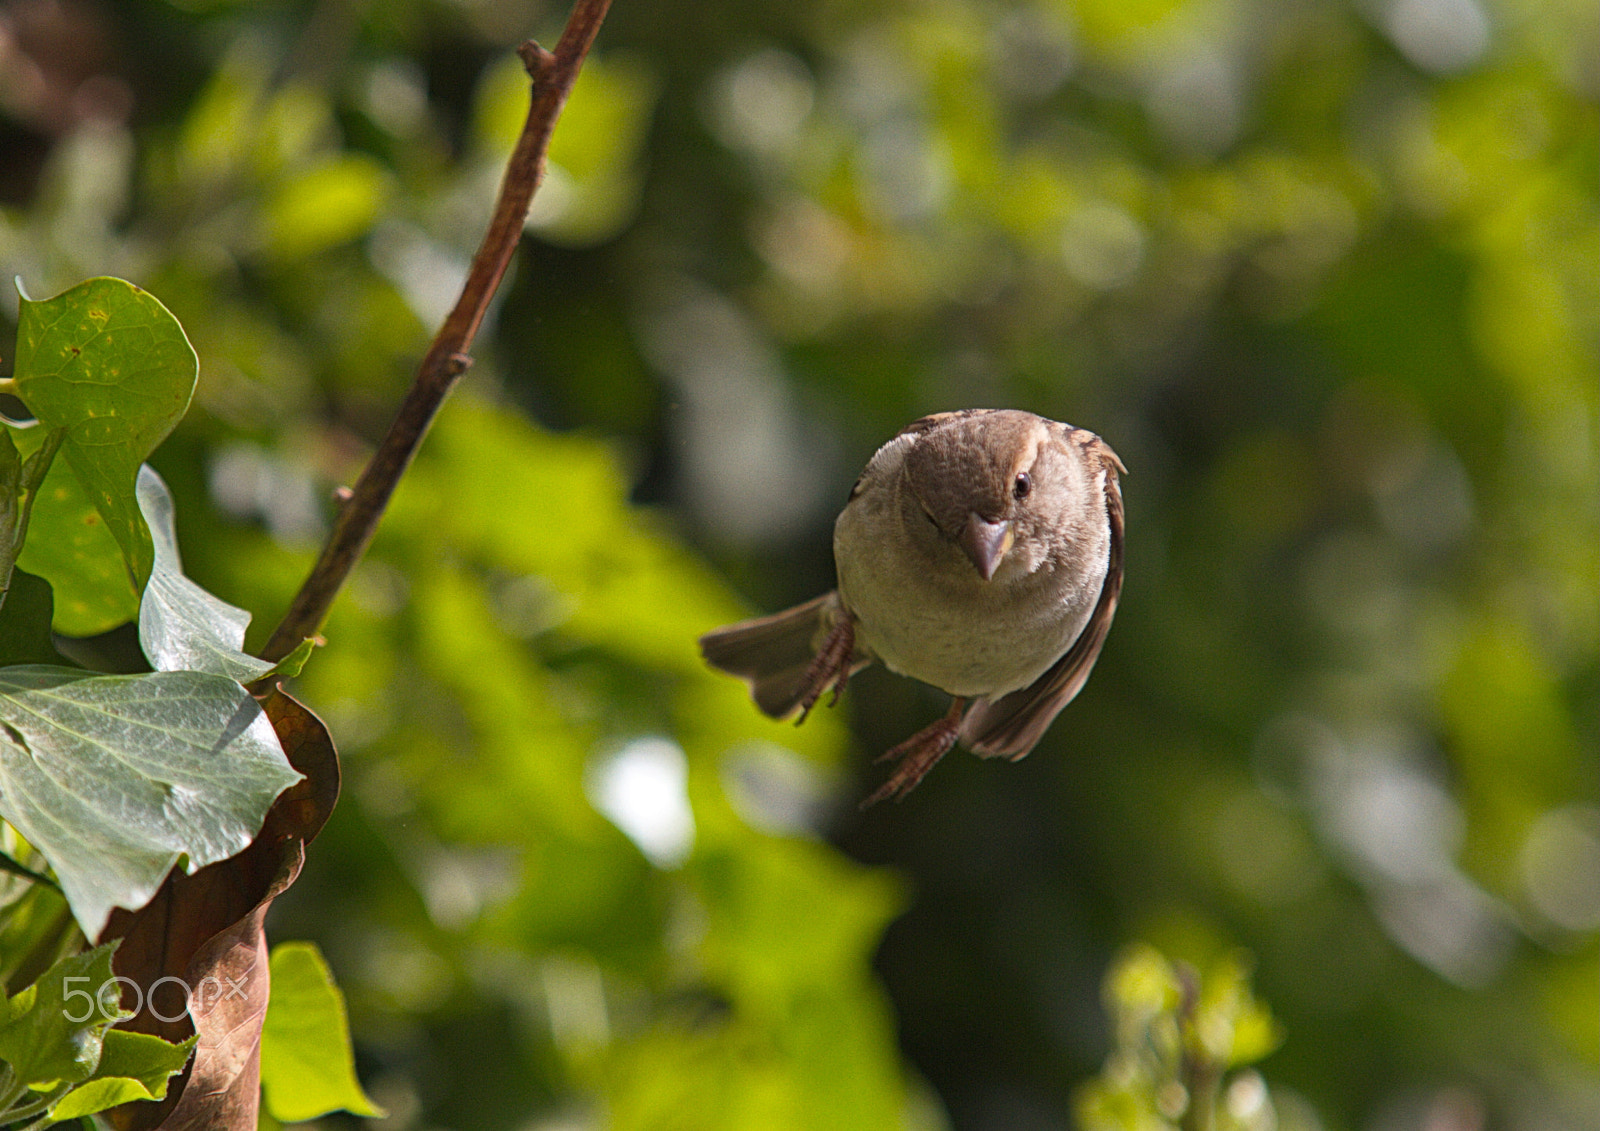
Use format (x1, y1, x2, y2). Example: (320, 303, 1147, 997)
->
(700, 409, 1125, 805)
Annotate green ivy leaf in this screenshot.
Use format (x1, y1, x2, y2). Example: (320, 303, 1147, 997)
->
(12, 277, 198, 616)
(46, 1028, 197, 1119)
(0, 943, 127, 1088)
(260, 941, 384, 1121)
(136, 465, 275, 682)
(13, 436, 139, 635)
(0, 666, 303, 938)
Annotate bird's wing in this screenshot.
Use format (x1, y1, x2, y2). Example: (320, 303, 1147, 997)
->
(698, 591, 870, 718)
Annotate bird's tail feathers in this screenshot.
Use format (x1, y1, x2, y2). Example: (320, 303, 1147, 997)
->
(699, 591, 866, 718)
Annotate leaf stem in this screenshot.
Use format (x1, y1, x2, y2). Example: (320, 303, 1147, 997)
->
(257, 0, 613, 663)
(13, 428, 63, 557)
(0, 849, 60, 890)
(0, 1082, 70, 1125)
(0, 426, 64, 615)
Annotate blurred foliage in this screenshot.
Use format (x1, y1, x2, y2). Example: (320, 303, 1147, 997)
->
(0, 0, 1594, 1129)
(1075, 945, 1286, 1131)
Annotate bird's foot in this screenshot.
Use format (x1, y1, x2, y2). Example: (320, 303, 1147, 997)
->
(795, 613, 856, 722)
(860, 698, 967, 807)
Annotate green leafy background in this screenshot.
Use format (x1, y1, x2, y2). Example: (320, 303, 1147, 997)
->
(0, 0, 1593, 1128)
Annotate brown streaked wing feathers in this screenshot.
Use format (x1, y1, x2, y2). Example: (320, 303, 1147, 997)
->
(698, 591, 869, 719)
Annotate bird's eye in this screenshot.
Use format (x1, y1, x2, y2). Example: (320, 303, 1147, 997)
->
(1013, 472, 1032, 500)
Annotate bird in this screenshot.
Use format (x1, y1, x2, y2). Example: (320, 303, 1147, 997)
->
(699, 409, 1125, 805)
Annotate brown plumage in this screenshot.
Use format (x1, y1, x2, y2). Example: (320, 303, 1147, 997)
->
(700, 410, 1124, 804)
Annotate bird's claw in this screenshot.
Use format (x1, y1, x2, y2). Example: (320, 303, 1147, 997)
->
(795, 614, 856, 723)
(860, 698, 967, 807)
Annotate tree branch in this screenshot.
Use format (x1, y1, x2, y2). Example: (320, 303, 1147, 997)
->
(258, 0, 614, 663)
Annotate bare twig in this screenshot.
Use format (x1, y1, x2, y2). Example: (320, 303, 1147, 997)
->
(1175, 962, 1220, 1131)
(258, 0, 613, 663)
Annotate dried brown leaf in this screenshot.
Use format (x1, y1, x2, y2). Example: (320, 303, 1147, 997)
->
(99, 686, 338, 1130)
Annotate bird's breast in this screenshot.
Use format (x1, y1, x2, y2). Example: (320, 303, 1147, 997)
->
(834, 496, 1103, 698)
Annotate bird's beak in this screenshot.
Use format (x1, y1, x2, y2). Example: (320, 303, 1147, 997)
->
(959, 514, 1013, 581)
